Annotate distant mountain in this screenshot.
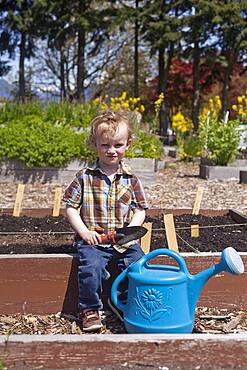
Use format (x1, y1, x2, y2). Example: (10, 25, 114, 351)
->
(0, 77, 94, 102)
(0, 78, 13, 99)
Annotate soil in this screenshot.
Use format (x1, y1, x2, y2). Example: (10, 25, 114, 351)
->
(0, 213, 247, 254)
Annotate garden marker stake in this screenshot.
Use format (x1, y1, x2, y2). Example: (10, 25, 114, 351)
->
(224, 110, 229, 124)
(141, 222, 152, 254)
(192, 186, 204, 215)
(13, 184, 25, 217)
(52, 187, 62, 217)
(163, 214, 179, 251)
(191, 224, 199, 238)
(192, 186, 204, 237)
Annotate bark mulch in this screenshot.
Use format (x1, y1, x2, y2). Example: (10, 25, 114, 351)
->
(0, 307, 246, 335)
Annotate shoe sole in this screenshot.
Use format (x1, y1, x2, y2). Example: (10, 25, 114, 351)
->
(83, 323, 103, 332)
(107, 297, 124, 322)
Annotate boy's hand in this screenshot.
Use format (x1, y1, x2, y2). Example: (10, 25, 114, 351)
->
(80, 230, 102, 245)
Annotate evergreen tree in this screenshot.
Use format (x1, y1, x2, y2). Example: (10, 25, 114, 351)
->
(140, 0, 183, 138)
(0, 8, 17, 77)
(212, 0, 247, 116)
(68, 1, 117, 102)
(2, 0, 47, 102)
(181, 0, 216, 130)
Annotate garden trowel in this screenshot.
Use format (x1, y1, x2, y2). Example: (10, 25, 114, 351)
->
(100, 226, 147, 245)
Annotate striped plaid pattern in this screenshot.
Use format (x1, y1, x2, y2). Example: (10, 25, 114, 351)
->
(62, 160, 148, 237)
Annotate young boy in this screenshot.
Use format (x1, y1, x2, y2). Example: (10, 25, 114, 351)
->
(62, 110, 148, 332)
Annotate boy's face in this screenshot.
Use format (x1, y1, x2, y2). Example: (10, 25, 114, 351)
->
(95, 121, 129, 168)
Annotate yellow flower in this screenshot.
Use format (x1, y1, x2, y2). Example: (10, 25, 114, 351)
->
(154, 93, 164, 114)
(172, 112, 193, 133)
(232, 105, 238, 111)
(237, 96, 243, 103)
(121, 91, 127, 100)
(103, 92, 145, 114)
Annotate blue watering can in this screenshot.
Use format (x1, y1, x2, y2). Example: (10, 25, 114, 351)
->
(111, 247, 244, 334)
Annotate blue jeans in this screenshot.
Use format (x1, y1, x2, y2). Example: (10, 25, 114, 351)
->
(76, 241, 144, 311)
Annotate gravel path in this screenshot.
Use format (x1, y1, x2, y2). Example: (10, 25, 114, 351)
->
(0, 161, 247, 215)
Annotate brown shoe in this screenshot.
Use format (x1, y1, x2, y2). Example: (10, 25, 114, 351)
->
(80, 309, 103, 332)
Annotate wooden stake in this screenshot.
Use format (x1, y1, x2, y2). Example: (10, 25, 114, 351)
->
(13, 184, 25, 217)
(52, 187, 62, 217)
(163, 214, 179, 252)
(192, 186, 204, 215)
(191, 224, 199, 238)
(141, 222, 152, 254)
(224, 110, 229, 124)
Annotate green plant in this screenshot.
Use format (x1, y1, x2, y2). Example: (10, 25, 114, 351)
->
(150, 92, 164, 132)
(0, 100, 100, 129)
(177, 134, 202, 160)
(0, 100, 43, 124)
(0, 359, 5, 370)
(0, 101, 163, 167)
(0, 119, 94, 167)
(44, 100, 100, 128)
(199, 117, 241, 166)
(126, 130, 163, 159)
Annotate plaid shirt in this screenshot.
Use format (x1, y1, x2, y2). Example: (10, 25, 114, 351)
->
(62, 160, 148, 251)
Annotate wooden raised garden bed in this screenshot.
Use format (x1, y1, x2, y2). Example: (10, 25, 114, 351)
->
(0, 208, 246, 369)
(0, 207, 247, 314)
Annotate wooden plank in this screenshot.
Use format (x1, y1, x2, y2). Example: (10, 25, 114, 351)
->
(0, 255, 246, 315)
(13, 184, 25, 217)
(0, 335, 247, 370)
(52, 187, 62, 217)
(191, 224, 199, 237)
(0, 256, 78, 315)
(141, 222, 152, 254)
(163, 214, 179, 251)
(229, 209, 247, 224)
(192, 187, 204, 215)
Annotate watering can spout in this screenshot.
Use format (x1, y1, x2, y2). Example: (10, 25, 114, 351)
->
(188, 247, 244, 315)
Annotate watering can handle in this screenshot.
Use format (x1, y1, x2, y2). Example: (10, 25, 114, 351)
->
(138, 248, 189, 274)
(111, 268, 128, 312)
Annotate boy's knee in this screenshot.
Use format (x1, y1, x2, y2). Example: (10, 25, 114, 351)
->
(77, 245, 98, 262)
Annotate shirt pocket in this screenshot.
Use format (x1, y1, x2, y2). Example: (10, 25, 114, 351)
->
(117, 185, 132, 205)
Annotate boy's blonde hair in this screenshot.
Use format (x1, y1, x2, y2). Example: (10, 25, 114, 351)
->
(88, 111, 134, 148)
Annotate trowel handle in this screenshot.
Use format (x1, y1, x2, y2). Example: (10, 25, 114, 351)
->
(137, 248, 189, 274)
(111, 269, 128, 312)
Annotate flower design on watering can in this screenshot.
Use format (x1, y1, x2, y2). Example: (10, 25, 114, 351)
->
(135, 287, 172, 323)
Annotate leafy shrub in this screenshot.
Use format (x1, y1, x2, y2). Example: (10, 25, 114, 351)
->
(177, 134, 202, 160)
(0, 101, 43, 124)
(0, 100, 100, 129)
(44, 100, 100, 128)
(199, 118, 240, 165)
(126, 130, 163, 159)
(0, 118, 93, 167)
(0, 101, 163, 167)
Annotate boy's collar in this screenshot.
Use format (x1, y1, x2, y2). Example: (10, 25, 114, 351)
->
(87, 159, 133, 175)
